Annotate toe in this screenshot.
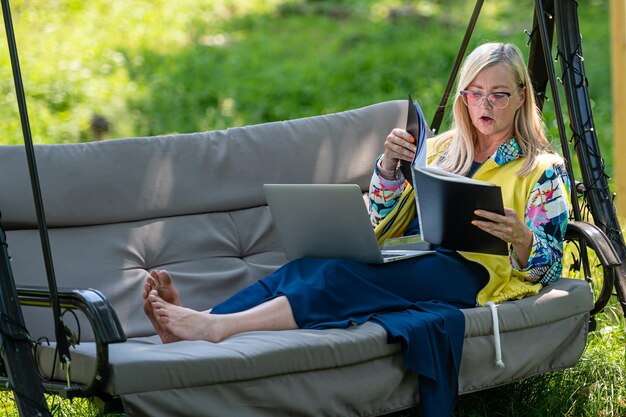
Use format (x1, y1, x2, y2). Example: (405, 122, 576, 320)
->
(149, 271, 160, 287)
(143, 283, 153, 299)
(151, 300, 164, 312)
(158, 270, 172, 286)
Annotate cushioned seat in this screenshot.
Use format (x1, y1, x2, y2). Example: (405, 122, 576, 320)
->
(34, 278, 591, 414)
(1, 101, 594, 417)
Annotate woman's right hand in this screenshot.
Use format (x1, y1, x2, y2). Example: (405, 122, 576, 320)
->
(381, 128, 417, 171)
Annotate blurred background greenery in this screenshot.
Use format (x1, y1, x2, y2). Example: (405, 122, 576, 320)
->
(0, 0, 612, 173)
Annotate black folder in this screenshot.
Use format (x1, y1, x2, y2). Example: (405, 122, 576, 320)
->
(412, 167, 509, 255)
(400, 94, 428, 186)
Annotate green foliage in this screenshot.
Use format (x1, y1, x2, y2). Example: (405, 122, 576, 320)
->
(0, 0, 613, 172)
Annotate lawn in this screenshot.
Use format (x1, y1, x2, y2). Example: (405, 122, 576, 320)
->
(0, 0, 623, 416)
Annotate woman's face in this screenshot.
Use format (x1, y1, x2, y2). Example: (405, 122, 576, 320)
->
(463, 63, 525, 143)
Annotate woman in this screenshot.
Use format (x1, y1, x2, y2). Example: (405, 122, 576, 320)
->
(143, 43, 570, 417)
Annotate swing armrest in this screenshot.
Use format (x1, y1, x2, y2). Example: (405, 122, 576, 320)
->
(14, 286, 125, 398)
(565, 221, 621, 267)
(564, 220, 622, 317)
(16, 285, 126, 344)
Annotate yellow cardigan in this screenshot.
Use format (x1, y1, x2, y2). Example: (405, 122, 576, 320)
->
(374, 142, 565, 306)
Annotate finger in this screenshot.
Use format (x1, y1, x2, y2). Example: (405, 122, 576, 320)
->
(387, 131, 416, 150)
(473, 210, 505, 222)
(391, 128, 415, 143)
(386, 130, 416, 148)
(389, 144, 416, 161)
(385, 137, 416, 161)
(472, 219, 513, 240)
(474, 209, 521, 229)
(472, 219, 500, 232)
(482, 217, 515, 233)
(503, 208, 518, 217)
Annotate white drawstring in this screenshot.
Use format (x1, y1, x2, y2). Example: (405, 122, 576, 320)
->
(485, 301, 505, 368)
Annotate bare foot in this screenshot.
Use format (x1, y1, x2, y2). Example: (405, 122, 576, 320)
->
(143, 270, 180, 305)
(143, 270, 182, 343)
(149, 291, 224, 343)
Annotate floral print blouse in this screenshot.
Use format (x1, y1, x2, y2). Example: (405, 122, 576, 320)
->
(369, 139, 571, 286)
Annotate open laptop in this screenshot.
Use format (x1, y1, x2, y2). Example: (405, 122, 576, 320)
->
(263, 184, 434, 264)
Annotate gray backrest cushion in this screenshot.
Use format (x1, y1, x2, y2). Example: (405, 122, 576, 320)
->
(1, 100, 407, 341)
(2, 100, 405, 228)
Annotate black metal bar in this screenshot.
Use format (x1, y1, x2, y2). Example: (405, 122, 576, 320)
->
(533, 0, 594, 290)
(0, 0, 71, 363)
(0, 221, 51, 417)
(430, 0, 484, 133)
(526, 0, 554, 110)
(534, 0, 581, 222)
(553, 0, 626, 315)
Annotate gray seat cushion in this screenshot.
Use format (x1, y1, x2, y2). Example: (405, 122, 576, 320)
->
(36, 279, 591, 398)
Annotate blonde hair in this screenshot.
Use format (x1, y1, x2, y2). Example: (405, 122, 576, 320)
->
(432, 42, 558, 177)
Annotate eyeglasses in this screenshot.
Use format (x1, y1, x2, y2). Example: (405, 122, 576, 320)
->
(459, 90, 513, 109)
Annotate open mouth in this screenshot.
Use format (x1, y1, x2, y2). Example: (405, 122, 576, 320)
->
(479, 116, 493, 123)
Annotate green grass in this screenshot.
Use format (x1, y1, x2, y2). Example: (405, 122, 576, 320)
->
(0, 393, 108, 417)
(0, 0, 622, 416)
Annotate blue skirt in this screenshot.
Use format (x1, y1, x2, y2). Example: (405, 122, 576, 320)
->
(212, 248, 488, 417)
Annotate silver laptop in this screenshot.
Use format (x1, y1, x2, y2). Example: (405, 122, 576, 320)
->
(263, 184, 434, 264)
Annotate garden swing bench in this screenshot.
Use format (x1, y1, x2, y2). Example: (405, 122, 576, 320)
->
(1, 0, 625, 416)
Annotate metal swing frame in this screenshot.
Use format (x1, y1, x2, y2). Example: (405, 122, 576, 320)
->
(0, 0, 624, 415)
(431, 0, 624, 325)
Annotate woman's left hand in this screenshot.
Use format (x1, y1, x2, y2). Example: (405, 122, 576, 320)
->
(472, 208, 533, 266)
